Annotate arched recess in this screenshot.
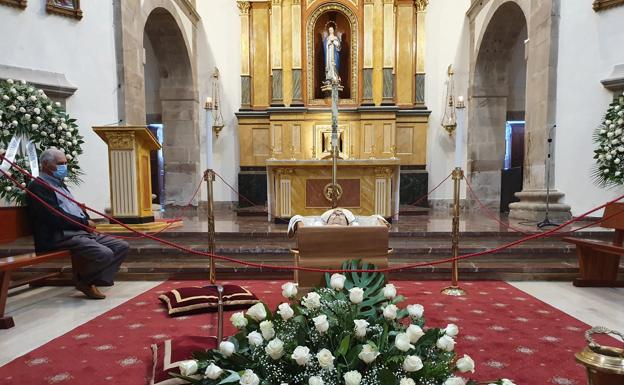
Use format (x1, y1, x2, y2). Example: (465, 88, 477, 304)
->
(143, 7, 199, 205)
(305, 2, 359, 105)
(468, 1, 528, 209)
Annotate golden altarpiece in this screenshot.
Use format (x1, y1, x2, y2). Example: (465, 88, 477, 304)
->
(235, 0, 430, 220)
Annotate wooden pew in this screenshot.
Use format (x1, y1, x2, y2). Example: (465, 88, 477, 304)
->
(0, 207, 71, 329)
(563, 202, 624, 287)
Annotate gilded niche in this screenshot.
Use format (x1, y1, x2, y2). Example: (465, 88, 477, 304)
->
(106, 132, 135, 150)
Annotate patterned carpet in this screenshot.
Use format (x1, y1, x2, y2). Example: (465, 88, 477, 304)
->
(0, 280, 596, 385)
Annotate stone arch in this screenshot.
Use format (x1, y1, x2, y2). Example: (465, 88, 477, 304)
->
(468, 1, 528, 207)
(143, 7, 199, 205)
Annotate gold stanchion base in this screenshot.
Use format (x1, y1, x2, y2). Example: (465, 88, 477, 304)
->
(96, 220, 183, 233)
(441, 285, 467, 296)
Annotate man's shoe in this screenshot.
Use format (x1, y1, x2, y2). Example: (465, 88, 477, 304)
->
(76, 283, 106, 300)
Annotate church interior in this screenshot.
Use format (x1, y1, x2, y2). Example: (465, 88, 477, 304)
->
(1, 1, 624, 384)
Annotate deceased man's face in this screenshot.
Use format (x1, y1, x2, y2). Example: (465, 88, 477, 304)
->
(326, 210, 348, 226)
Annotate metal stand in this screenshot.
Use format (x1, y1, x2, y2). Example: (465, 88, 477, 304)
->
(322, 79, 343, 208)
(442, 167, 467, 296)
(537, 126, 558, 229)
(204, 169, 217, 284)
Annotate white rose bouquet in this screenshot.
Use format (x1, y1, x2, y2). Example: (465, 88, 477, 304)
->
(172, 261, 514, 385)
(0, 79, 84, 204)
(594, 91, 624, 186)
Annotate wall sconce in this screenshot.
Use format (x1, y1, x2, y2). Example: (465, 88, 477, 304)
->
(441, 65, 457, 135)
(206, 67, 225, 138)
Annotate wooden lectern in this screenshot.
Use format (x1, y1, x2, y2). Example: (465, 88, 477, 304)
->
(93, 126, 173, 231)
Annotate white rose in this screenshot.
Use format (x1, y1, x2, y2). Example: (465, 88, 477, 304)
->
(10, 88, 16, 94)
(313, 314, 329, 333)
(617, 171, 622, 176)
(33, 107, 40, 115)
(445, 324, 459, 337)
(72, 140, 77, 145)
(65, 153, 72, 159)
(330, 273, 346, 290)
(260, 320, 275, 340)
(400, 378, 415, 385)
(403, 355, 423, 372)
(2, 129, 9, 136)
(205, 363, 224, 380)
(601, 129, 607, 134)
(343, 371, 362, 385)
(2, 95, 8, 100)
(406, 324, 425, 343)
(456, 354, 475, 373)
(11, 120, 17, 126)
(8, 105, 16, 111)
(616, 158, 621, 164)
(436, 335, 456, 351)
(349, 287, 364, 304)
(302, 292, 321, 309)
(179, 360, 198, 376)
(71, 150, 77, 155)
(501, 380, 516, 385)
(291, 345, 311, 366)
(394, 332, 414, 352)
(59, 139, 65, 144)
(247, 331, 263, 346)
(17, 95, 25, 102)
(5, 186, 12, 192)
(309, 376, 324, 385)
(277, 302, 294, 320)
(31, 124, 38, 129)
(66, 132, 72, 138)
(6, 79, 13, 84)
(353, 319, 369, 338)
(316, 348, 335, 369)
(240, 369, 260, 385)
(61, 123, 68, 129)
(607, 154, 613, 160)
(617, 106, 622, 111)
(230, 312, 248, 329)
(219, 341, 235, 357)
(358, 344, 379, 364)
(36, 116, 42, 122)
(443, 377, 466, 385)
(383, 283, 397, 299)
(281, 282, 298, 298)
(41, 131, 47, 137)
(383, 304, 398, 320)
(19, 107, 26, 113)
(265, 338, 284, 360)
(29, 95, 36, 102)
(20, 80, 26, 85)
(46, 105, 52, 111)
(407, 304, 424, 318)
(608, 132, 615, 138)
(51, 117, 58, 123)
(55, 102, 61, 107)
(246, 303, 267, 321)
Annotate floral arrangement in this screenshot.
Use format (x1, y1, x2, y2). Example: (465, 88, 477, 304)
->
(174, 261, 515, 385)
(593, 91, 624, 186)
(0, 78, 84, 204)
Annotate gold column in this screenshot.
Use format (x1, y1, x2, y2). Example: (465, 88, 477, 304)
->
(291, 0, 303, 105)
(270, 0, 284, 105)
(415, 0, 428, 105)
(362, 0, 374, 104)
(282, 0, 293, 106)
(251, 1, 271, 109)
(382, 0, 395, 104)
(395, 0, 415, 107)
(238, 1, 252, 109)
(372, 0, 384, 105)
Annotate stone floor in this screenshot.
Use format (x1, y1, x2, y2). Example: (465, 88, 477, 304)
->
(1, 281, 622, 367)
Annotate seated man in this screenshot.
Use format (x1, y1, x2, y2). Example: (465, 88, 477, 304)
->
(26, 148, 129, 299)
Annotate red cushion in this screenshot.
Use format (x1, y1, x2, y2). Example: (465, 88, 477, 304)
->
(158, 284, 259, 316)
(150, 335, 218, 385)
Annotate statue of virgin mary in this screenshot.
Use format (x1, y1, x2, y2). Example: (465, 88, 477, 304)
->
(322, 22, 341, 84)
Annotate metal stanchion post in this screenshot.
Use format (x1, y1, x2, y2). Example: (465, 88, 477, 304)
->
(204, 169, 216, 284)
(442, 167, 467, 296)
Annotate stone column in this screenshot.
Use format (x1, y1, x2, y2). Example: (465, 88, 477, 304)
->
(291, 0, 303, 106)
(395, 0, 415, 108)
(509, 0, 571, 221)
(382, 0, 395, 104)
(362, 0, 375, 105)
(415, 0, 427, 105)
(270, 0, 284, 106)
(238, 1, 252, 109)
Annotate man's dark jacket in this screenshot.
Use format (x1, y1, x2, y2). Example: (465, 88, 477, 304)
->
(26, 177, 90, 253)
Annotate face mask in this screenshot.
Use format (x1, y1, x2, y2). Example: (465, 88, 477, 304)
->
(53, 164, 68, 180)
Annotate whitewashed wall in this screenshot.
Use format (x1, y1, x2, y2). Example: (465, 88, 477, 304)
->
(554, 2, 624, 216)
(0, 1, 118, 213)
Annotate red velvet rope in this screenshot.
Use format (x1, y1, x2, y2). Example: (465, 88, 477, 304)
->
(2, 156, 623, 274)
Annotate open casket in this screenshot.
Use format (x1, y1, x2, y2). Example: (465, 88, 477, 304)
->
(292, 218, 391, 292)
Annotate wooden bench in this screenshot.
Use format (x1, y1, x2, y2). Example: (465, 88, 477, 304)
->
(0, 207, 72, 329)
(563, 202, 624, 287)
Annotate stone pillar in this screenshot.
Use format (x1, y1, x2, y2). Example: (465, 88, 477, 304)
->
(415, 0, 427, 105)
(362, 0, 375, 105)
(509, 0, 571, 221)
(291, 0, 303, 106)
(238, 1, 252, 109)
(382, 0, 395, 104)
(270, 0, 284, 106)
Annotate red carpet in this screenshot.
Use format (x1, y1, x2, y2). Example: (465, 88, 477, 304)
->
(0, 281, 596, 385)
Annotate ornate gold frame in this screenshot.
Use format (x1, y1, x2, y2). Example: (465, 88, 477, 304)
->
(306, 2, 359, 105)
(0, 0, 26, 9)
(46, 0, 82, 19)
(593, 0, 624, 11)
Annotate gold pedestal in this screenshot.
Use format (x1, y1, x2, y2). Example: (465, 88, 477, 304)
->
(442, 167, 466, 296)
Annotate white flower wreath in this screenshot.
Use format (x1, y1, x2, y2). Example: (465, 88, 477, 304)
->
(0, 79, 84, 204)
(594, 91, 624, 186)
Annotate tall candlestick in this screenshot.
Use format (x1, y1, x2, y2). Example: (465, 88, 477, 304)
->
(455, 101, 465, 168)
(205, 109, 213, 170)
